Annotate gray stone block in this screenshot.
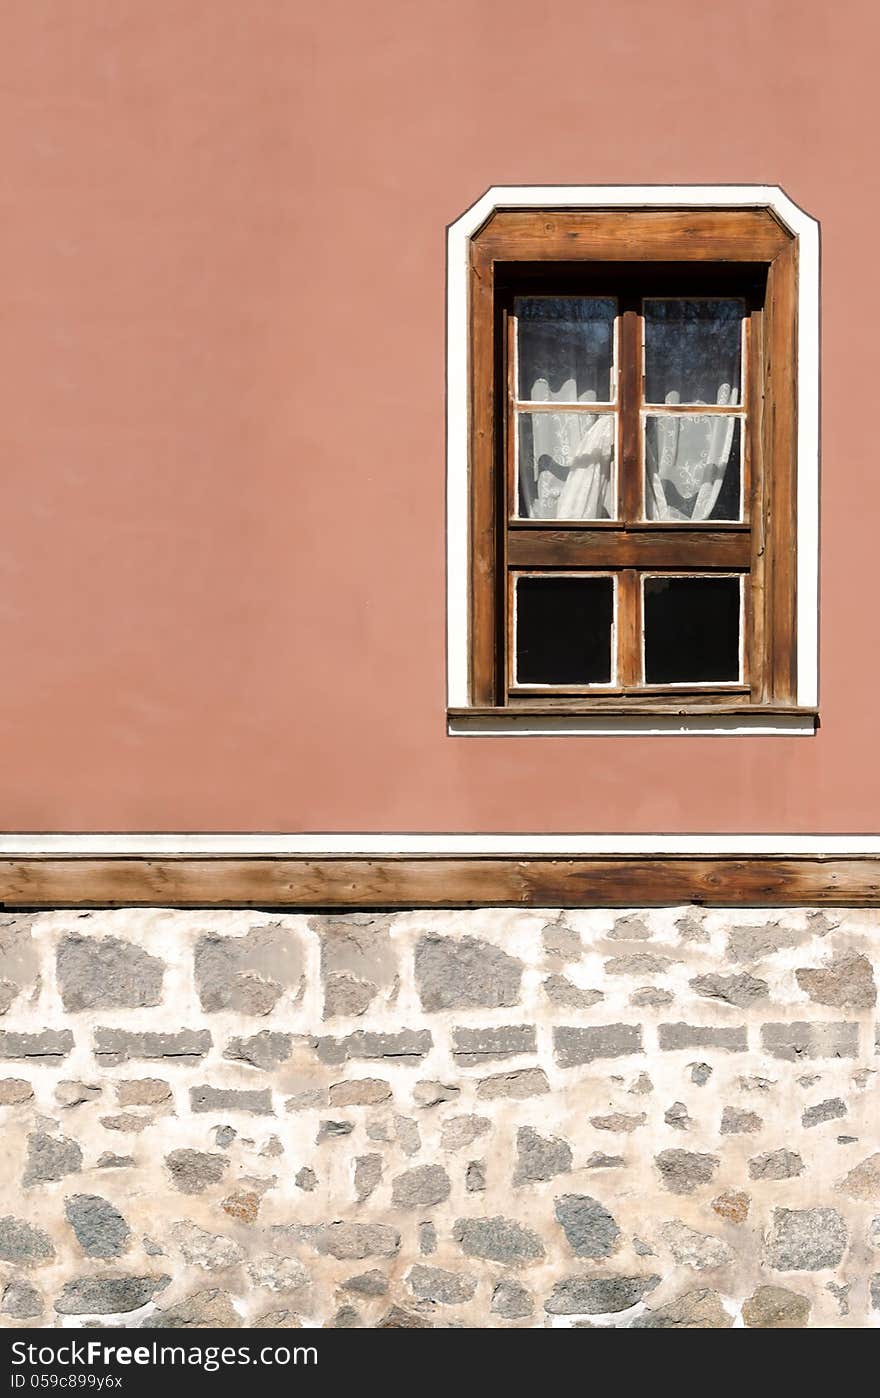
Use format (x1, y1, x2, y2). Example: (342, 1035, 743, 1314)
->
(658, 1023, 748, 1052)
(65, 1195, 130, 1259)
(760, 1021, 859, 1060)
(415, 935, 522, 1011)
(55, 1275, 170, 1315)
(57, 936, 163, 1011)
(554, 1024, 643, 1066)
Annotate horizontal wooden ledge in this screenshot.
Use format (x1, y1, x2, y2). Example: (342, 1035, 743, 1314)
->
(507, 528, 751, 569)
(0, 854, 876, 908)
(450, 705, 818, 717)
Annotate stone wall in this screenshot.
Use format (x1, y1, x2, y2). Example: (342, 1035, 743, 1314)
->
(1, 905, 879, 1329)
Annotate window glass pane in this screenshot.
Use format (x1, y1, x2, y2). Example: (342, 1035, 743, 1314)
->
(516, 575, 613, 685)
(516, 297, 615, 403)
(644, 299, 744, 406)
(645, 416, 742, 521)
(517, 411, 614, 520)
(643, 576, 741, 684)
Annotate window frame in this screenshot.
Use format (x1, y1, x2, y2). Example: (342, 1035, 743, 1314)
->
(446, 186, 819, 736)
(502, 271, 759, 702)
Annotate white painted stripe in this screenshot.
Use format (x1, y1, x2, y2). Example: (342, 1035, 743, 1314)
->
(1, 834, 878, 856)
(448, 714, 815, 737)
(446, 204, 470, 709)
(446, 185, 821, 725)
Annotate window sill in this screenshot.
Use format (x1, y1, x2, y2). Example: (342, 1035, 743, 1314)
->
(447, 705, 819, 737)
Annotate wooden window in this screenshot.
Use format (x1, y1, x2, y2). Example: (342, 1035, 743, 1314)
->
(455, 206, 812, 722)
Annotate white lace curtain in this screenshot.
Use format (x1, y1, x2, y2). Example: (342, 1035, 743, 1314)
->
(645, 384, 738, 521)
(521, 387, 738, 522)
(522, 404, 614, 520)
(518, 298, 740, 522)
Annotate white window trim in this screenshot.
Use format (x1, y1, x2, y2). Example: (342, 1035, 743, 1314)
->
(445, 184, 820, 737)
(1, 833, 879, 856)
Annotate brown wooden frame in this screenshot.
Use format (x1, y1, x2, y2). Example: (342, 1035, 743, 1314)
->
(3, 855, 880, 908)
(464, 208, 801, 715)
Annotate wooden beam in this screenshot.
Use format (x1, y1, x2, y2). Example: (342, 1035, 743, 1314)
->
(2, 856, 880, 908)
(507, 528, 751, 570)
(475, 209, 791, 263)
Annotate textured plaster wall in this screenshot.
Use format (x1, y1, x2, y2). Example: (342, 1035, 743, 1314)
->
(1, 906, 880, 1329)
(0, 0, 877, 832)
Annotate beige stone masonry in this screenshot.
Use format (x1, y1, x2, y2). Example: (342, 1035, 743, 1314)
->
(0, 906, 879, 1328)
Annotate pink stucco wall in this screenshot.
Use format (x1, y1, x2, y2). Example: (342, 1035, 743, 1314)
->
(0, 0, 871, 832)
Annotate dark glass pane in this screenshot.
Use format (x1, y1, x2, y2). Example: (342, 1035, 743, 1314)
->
(644, 299, 744, 406)
(644, 416, 742, 521)
(643, 576, 741, 684)
(516, 297, 616, 403)
(515, 575, 613, 685)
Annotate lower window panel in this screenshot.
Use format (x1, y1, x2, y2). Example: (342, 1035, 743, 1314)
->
(514, 574, 614, 686)
(510, 569, 744, 693)
(643, 574, 742, 685)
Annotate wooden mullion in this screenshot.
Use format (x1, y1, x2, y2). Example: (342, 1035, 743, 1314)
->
(747, 305, 767, 701)
(500, 304, 514, 702)
(618, 300, 641, 524)
(616, 569, 640, 688)
(506, 308, 516, 520)
(741, 306, 752, 521)
(741, 573, 752, 690)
